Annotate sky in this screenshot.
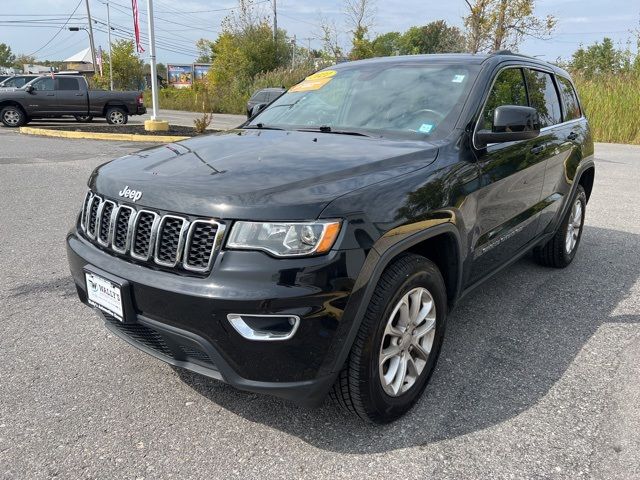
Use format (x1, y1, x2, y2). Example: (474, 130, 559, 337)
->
(0, 0, 638, 65)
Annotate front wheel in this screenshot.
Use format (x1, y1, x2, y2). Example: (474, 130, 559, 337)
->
(330, 253, 447, 423)
(1, 105, 26, 127)
(105, 107, 128, 125)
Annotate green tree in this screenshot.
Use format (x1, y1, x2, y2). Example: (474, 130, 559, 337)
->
(0, 43, 15, 67)
(92, 40, 144, 90)
(12, 54, 36, 70)
(570, 38, 631, 78)
(463, 0, 556, 53)
(195, 38, 215, 63)
(371, 31, 402, 57)
(345, 0, 376, 60)
(400, 21, 467, 54)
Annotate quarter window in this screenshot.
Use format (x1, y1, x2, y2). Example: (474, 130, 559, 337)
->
(524, 69, 562, 127)
(557, 76, 581, 121)
(480, 68, 527, 131)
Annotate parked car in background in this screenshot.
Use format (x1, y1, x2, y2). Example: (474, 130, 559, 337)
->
(246, 87, 285, 117)
(0, 75, 39, 89)
(0, 75, 146, 127)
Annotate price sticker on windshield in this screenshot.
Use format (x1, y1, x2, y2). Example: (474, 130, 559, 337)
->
(290, 70, 337, 92)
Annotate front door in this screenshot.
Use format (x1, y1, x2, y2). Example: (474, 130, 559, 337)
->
(468, 67, 547, 284)
(24, 77, 57, 115)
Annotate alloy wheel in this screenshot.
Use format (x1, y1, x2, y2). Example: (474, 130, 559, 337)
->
(565, 199, 583, 254)
(3, 109, 20, 126)
(109, 111, 125, 124)
(379, 286, 437, 397)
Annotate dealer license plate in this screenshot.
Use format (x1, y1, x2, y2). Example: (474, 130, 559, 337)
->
(85, 271, 124, 321)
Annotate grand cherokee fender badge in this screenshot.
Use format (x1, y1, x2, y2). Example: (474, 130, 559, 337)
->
(118, 185, 143, 202)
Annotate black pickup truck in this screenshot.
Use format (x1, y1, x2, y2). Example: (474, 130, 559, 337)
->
(0, 75, 146, 127)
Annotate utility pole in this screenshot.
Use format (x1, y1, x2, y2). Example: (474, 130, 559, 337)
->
(272, 0, 277, 41)
(106, 1, 114, 90)
(291, 35, 296, 68)
(84, 0, 98, 73)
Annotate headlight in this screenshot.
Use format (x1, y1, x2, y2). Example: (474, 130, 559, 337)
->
(226, 220, 341, 257)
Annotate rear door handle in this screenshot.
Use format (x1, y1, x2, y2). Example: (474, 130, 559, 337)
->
(567, 131, 578, 141)
(530, 145, 544, 155)
(46, 93, 55, 96)
(75, 93, 84, 96)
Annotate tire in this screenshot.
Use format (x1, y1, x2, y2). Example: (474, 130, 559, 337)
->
(1, 105, 26, 128)
(533, 185, 586, 268)
(74, 115, 93, 123)
(105, 107, 128, 125)
(330, 253, 447, 423)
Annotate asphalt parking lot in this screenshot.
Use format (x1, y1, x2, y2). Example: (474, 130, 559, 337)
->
(0, 130, 638, 479)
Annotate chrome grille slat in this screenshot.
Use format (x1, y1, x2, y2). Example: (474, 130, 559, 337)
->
(97, 200, 116, 247)
(86, 195, 102, 239)
(79, 192, 221, 274)
(154, 215, 188, 267)
(184, 220, 223, 272)
(131, 210, 160, 261)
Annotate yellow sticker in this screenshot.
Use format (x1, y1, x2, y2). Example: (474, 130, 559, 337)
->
(289, 77, 333, 92)
(306, 70, 337, 80)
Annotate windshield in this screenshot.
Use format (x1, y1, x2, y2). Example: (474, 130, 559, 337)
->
(248, 63, 477, 139)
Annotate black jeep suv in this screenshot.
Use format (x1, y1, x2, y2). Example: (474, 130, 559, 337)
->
(67, 53, 595, 423)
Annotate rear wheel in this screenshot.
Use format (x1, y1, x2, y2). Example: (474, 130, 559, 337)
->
(534, 185, 586, 268)
(330, 253, 447, 423)
(1, 105, 26, 127)
(105, 107, 127, 125)
(74, 115, 93, 123)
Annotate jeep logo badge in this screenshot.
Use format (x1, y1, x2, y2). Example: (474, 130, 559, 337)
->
(118, 185, 143, 202)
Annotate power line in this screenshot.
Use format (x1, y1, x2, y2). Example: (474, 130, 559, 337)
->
(27, 0, 83, 56)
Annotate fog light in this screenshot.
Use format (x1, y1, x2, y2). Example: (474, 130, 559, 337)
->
(227, 314, 300, 341)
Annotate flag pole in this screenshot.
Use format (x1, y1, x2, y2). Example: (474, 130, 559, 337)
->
(143, 0, 167, 131)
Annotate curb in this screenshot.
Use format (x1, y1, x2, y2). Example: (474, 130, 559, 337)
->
(18, 126, 189, 143)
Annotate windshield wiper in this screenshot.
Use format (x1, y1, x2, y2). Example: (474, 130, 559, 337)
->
(296, 126, 371, 137)
(244, 123, 285, 130)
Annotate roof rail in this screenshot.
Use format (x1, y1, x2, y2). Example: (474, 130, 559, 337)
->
(493, 49, 514, 55)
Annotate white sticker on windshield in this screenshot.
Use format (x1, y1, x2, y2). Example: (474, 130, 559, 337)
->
(419, 123, 434, 133)
(452, 74, 466, 83)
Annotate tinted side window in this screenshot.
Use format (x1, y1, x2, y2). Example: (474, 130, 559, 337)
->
(31, 78, 54, 91)
(524, 69, 562, 127)
(481, 68, 527, 131)
(557, 76, 581, 121)
(58, 77, 79, 91)
(251, 91, 267, 102)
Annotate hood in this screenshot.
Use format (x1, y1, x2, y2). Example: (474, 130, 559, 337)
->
(91, 129, 439, 220)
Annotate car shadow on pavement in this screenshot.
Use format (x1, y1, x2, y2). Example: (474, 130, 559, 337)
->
(176, 225, 639, 454)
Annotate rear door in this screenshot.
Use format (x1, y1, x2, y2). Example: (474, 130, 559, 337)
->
(55, 77, 88, 114)
(535, 73, 586, 234)
(468, 66, 548, 284)
(24, 77, 57, 114)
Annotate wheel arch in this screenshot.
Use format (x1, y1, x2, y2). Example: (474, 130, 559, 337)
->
(577, 165, 595, 203)
(0, 100, 27, 114)
(325, 223, 463, 377)
(103, 103, 129, 115)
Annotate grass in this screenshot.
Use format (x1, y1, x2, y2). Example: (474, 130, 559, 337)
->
(574, 74, 640, 145)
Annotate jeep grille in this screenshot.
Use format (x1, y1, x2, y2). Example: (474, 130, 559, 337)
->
(79, 192, 223, 274)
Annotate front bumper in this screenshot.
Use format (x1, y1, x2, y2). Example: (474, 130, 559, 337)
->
(67, 229, 365, 406)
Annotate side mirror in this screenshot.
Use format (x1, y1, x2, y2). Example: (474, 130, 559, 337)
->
(476, 105, 540, 148)
(25, 85, 34, 93)
(249, 102, 268, 118)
